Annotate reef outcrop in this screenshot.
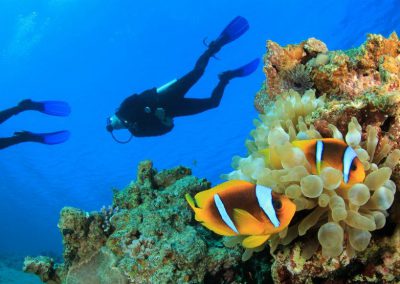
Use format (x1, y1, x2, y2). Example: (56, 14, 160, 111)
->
(256, 33, 400, 112)
(235, 33, 400, 283)
(25, 161, 274, 283)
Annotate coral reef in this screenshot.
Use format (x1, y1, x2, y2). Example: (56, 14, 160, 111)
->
(229, 33, 400, 282)
(255, 32, 400, 113)
(26, 161, 274, 283)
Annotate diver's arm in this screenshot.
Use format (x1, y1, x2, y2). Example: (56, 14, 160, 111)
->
(154, 108, 173, 128)
(0, 106, 23, 124)
(129, 120, 174, 137)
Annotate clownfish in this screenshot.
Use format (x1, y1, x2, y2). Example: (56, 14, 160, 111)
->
(261, 138, 365, 189)
(185, 180, 296, 248)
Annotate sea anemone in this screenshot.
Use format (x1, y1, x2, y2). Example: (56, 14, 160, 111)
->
(223, 90, 399, 259)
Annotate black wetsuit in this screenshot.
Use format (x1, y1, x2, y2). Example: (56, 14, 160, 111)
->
(115, 47, 230, 137)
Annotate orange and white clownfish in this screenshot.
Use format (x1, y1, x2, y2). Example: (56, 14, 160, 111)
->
(261, 138, 366, 189)
(185, 180, 296, 248)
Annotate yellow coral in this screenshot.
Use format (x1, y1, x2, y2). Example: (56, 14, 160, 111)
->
(224, 90, 399, 259)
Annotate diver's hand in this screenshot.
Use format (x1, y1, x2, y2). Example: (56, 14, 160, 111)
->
(155, 108, 173, 127)
(154, 108, 166, 120)
(162, 116, 173, 127)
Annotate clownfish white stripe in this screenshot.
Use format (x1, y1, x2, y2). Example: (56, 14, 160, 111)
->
(214, 194, 239, 234)
(256, 185, 280, 228)
(343, 146, 357, 183)
(316, 140, 324, 174)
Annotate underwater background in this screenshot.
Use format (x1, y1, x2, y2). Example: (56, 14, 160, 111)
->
(0, 0, 399, 281)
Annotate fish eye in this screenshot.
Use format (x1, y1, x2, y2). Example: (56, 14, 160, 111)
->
(272, 199, 282, 210)
(351, 163, 357, 171)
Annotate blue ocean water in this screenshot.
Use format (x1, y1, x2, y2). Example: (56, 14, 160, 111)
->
(0, 0, 398, 260)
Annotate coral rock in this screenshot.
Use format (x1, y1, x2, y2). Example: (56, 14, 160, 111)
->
(23, 256, 60, 284)
(26, 161, 245, 283)
(256, 33, 400, 113)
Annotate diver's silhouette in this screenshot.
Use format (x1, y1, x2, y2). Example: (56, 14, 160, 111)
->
(0, 99, 70, 150)
(106, 16, 259, 142)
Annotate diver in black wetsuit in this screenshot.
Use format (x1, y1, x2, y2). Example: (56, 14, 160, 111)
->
(106, 16, 259, 140)
(0, 99, 71, 150)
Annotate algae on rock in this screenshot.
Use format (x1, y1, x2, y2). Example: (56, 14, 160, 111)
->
(25, 161, 246, 283)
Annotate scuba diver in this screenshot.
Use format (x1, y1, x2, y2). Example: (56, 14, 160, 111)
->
(106, 16, 260, 142)
(0, 99, 71, 150)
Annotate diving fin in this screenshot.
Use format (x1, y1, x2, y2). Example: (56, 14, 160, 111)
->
(19, 99, 71, 116)
(208, 16, 249, 52)
(40, 101, 71, 116)
(15, 130, 70, 145)
(219, 58, 260, 81)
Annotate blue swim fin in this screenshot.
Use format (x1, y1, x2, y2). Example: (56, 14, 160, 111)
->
(215, 16, 249, 47)
(219, 58, 260, 81)
(39, 101, 71, 116)
(19, 99, 71, 116)
(15, 130, 70, 145)
(39, 130, 70, 144)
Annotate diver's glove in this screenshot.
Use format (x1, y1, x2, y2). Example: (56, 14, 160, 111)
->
(155, 108, 173, 127)
(154, 108, 165, 119)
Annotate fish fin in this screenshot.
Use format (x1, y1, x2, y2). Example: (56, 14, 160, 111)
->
(260, 147, 282, 169)
(316, 160, 322, 174)
(194, 180, 253, 208)
(292, 139, 314, 151)
(232, 208, 264, 235)
(200, 220, 237, 236)
(242, 235, 271, 248)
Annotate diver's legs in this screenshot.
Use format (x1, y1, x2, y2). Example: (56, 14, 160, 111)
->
(160, 48, 215, 101)
(168, 58, 260, 117)
(158, 17, 250, 101)
(168, 78, 230, 117)
(0, 106, 24, 124)
(0, 134, 34, 150)
(0, 99, 49, 124)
